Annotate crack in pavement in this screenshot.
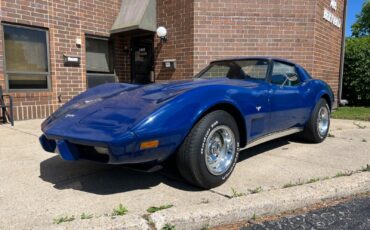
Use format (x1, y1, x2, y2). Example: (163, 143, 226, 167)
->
(0, 125, 40, 138)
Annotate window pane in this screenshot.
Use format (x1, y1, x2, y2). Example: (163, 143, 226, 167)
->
(86, 38, 113, 73)
(272, 62, 300, 86)
(272, 62, 296, 76)
(4, 25, 48, 72)
(200, 65, 230, 79)
(8, 74, 48, 89)
(237, 60, 268, 80)
(198, 60, 268, 80)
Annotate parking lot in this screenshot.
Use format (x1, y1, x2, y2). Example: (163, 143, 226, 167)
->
(0, 119, 369, 229)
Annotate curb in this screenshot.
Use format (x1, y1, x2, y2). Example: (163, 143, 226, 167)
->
(63, 172, 370, 230)
(149, 172, 370, 230)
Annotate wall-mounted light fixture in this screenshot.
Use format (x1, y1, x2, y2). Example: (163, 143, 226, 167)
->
(156, 26, 167, 43)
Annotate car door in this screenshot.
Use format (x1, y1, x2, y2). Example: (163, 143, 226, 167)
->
(268, 61, 307, 133)
(235, 59, 271, 141)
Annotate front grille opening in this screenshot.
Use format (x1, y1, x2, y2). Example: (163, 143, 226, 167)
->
(75, 144, 109, 163)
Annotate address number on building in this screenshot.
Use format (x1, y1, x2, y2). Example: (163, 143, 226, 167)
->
(323, 8, 341, 28)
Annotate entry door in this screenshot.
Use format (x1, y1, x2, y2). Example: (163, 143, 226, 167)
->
(131, 36, 154, 84)
(268, 61, 307, 133)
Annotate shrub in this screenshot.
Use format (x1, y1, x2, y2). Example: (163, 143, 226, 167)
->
(343, 36, 370, 106)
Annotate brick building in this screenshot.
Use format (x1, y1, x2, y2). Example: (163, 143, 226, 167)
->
(0, 0, 346, 121)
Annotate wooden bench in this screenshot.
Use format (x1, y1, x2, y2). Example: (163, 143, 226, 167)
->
(0, 86, 14, 126)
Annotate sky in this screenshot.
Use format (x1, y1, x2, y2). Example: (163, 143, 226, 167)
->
(345, 0, 367, 37)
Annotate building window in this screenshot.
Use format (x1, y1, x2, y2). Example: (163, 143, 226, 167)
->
(2, 24, 50, 90)
(86, 36, 116, 88)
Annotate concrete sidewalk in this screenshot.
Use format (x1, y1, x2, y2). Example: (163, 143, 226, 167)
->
(0, 119, 369, 229)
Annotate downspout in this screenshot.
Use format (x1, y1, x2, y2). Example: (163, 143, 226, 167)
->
(338, 0, 348, 107)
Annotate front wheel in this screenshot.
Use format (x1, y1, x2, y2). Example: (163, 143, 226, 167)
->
(302, 98, 330, 143)
(176, 110, 240, 189)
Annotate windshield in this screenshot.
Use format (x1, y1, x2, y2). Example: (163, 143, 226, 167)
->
(196, 59, 269, 81)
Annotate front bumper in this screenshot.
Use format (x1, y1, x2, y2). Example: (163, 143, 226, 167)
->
(39, 134, 177, 165)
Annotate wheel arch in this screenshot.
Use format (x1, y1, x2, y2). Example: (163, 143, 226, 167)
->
(321, 94, 332, 111)
(195, 102, 247, 148)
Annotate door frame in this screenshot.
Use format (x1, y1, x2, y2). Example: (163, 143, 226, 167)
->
(130, 35, 155, 83)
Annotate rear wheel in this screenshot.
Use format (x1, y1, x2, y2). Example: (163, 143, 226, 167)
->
(302, 98, 330, 143)
(176, 110, 240, 189)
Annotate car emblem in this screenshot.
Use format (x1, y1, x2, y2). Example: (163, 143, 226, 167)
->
(65, 114, 75, 118)
(256, 106, 262, 112)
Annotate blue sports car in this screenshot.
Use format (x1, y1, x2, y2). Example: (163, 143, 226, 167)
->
(40, 57, 334, 188)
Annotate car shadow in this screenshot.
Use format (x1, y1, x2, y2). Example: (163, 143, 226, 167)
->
(39, 136, 296, 195)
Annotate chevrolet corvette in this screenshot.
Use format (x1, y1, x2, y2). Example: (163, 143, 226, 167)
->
(40, 57, 334, 188)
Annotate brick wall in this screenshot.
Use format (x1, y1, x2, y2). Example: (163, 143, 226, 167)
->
(0, 0, 344, 121)
(193, 0, 344, 103)
(155, 0, 194, 81)
(312, 0, 345, 102)
(0, 0, 122, 120)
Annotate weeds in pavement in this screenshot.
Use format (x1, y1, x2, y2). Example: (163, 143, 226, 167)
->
(283, 182, 295, 188)
(283, 179, 305, 188)
(353, 122, 367, 129)
(200, 198, 210, 204)
(162, 223, 176, 230)
(231, 187, 245, 198)
(361, 164, 370, 172)
(306, 178, 321, 184)
(80, 213, 93, 220)
(201, 224, 210, 230)
(147, 204, 174, 213)
(251, 213, 257, 220)
(248, 186, 263, 194)
(53, 215, 75, 224)
(112, 204, 128, 216)
(334, 171, 353, 178)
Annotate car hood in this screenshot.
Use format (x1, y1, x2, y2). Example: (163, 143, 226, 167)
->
(42, 78, 260, 143)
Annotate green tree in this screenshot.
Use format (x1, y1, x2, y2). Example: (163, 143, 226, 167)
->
(352, 1, 370, 37)
(343, 36, 370, 105)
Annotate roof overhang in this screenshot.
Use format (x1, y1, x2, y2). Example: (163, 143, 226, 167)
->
(111, 0, 157, 34)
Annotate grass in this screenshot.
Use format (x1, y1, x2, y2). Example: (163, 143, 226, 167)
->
(147, 204, 174, 213)
(334, 171, 353, 178)
(53, 215, 75, 224)
(248, 186, 263, 194)
(112, 204, 128, 216)
(80, 213, 93, 220)
(361, 164, 370, 172)
(306, 177, 321, 184)
(283, 179, 304, 188)
(331, 106, 370, 121)
(231, 187, 245, 198)
(162, 223, 176, 230)
(251, 213, 257, 221)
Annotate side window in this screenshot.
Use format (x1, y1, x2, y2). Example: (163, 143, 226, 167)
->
(271, 62, 300, 86)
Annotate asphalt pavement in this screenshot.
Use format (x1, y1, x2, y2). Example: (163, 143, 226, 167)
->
(242, 195, 370, 230)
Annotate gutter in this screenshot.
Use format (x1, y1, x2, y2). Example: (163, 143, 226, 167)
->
(338, 0, 348, 106)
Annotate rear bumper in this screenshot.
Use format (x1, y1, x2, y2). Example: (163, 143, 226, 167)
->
(39, 134, 177, 165)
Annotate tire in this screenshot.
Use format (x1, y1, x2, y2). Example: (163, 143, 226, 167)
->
(176, 110, 240, 189)
(302, 98, 330, 143)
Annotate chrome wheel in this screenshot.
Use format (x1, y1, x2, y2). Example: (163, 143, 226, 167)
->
(205, 125, 236, 176)
(317, 106, 329, 137)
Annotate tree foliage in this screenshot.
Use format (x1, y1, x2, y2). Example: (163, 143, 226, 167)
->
(352, 1, 370, 37)
(343, 36, 370, 105)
